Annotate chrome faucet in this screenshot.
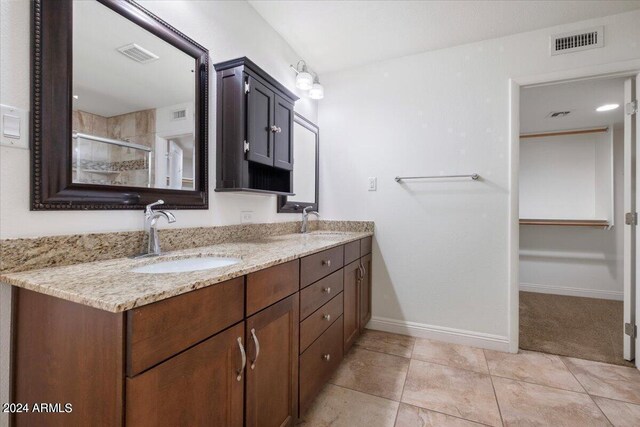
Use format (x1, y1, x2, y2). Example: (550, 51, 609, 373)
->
(139, 200, 176, 257)
(301, 206, 319, 233)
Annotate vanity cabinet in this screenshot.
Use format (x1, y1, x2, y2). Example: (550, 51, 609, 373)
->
(214, 57, 298, 195)
(11, 236, 373, 426)
(126, 323, 245, 427)
(245, 295, 299, 427)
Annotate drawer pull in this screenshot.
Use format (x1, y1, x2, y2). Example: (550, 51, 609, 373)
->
(322, 259, 331, 267)
(322, 353, 331, 362)
(250, 328, 260, 370)
(323, 287, 332, 294)
(323, 314, 331, 321)
(236, 337, 246, 381)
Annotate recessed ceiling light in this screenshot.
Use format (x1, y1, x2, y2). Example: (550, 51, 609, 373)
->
(596, 104, 619, 112)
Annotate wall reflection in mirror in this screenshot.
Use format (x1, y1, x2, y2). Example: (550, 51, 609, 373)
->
(278, 114, 319, 213)
(71, 0, 196, 190)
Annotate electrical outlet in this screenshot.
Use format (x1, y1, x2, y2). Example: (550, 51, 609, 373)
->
(241, 211, 253, 224)
(368, 177, 377, 191)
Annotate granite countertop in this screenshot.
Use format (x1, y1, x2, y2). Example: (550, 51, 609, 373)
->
(0, 231, 372, 313)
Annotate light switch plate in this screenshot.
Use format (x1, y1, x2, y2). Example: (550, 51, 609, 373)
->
(368, 177, 377, 191)
(0, 104, 29, 150)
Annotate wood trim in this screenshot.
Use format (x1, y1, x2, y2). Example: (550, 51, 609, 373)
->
(519, 219, 610, 227)
(31, 0, 209, 210)
(520, 127, 609, 139)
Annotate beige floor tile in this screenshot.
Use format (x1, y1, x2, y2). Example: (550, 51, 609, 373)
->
(593, 396, 640, 427)
(493, 377, 610, 427)
(411, 338, 488, 374)
(485, 349, 584, 392)
(401, 359, 501, 426)
(563, 357, 640, 404)
(298, 384, 399, 427)
(329, 347, 410, 400)
(394, 403, 485, 427)
(356, 329, 415, 358)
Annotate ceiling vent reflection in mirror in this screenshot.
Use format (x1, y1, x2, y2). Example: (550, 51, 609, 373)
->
(117, 43, 159, 64)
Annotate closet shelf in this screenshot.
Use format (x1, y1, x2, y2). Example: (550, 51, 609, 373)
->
(519, 219, 610, 228)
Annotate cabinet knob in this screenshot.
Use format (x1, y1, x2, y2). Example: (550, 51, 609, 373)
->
(323, 314, 331, 321)
(323, 287, 331, 294)
(322, 259, 331, 267)
(322, 354, 331, 362)
(270, 125, 282, 133)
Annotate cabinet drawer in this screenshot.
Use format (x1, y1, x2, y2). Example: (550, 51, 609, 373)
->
(300, 293, 343, 353)
(127, 277, 244, 376)
(300, 269, 343, 320)
(246, 260, 299, 316)
(301, 246, 344, 288)
(344, 241, 360, 265)
(299, 316, 343, 414)
(360, 237, 372, 256)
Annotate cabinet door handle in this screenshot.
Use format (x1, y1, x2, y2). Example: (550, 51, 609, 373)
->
(270, 125, 282, 133)
(323, 287, 331, 294)
(362, 263, 367, 276)
(236, 337, 246, 381)
(323, 314, 331, 321)
(322, 354, 331, 362)
(322, 259, 331, 267)
(250, 328, 260, 370)
(357, 265, 363, 280)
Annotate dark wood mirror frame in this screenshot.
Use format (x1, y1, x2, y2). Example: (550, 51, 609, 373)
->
(277, 113, 319, 213)
(31, 0, 209, 210)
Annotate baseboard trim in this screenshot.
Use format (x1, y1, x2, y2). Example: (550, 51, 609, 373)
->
(367, 316, 511, 352)
(520, 282, 623, 301)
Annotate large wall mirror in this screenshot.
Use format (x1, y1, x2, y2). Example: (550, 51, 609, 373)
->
(32, 0, 209, 210)
(278, 113, 319, 213)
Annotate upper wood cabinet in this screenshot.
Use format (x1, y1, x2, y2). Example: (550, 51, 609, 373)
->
(214, 57, 298, 195)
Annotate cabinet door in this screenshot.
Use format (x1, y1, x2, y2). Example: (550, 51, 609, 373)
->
(246, 75, 274, 166)
(273, 95, 294, 170)
(246, 294, 299, 427)
(359, 254, 372, 332)
(126, 323, 245, 427)
(343, 260, 361, 352)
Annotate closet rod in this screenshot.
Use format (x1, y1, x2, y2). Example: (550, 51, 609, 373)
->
(520, 127, 608, 139)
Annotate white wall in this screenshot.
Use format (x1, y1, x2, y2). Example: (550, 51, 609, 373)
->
(0, 0, 317, 239)
(519, 124, 624, 300)
(519, 131, 613, 221)
(318, 11, 640, 344)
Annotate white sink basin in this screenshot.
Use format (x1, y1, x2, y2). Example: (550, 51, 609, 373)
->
(132, 257, 241, 274)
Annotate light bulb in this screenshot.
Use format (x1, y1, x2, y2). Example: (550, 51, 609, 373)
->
(308, 82, 324, 100)
(296, 71, 313, 90)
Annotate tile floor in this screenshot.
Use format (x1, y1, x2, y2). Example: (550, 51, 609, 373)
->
(298, 330, 640, 427)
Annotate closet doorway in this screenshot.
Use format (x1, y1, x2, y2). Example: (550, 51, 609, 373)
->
(518, 74, 639, 366)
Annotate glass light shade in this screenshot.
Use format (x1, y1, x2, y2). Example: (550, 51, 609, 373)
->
(296, 71, 314, 90)
(308, 82, 324, 100)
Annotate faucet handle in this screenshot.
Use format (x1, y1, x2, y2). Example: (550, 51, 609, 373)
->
(303, 206, 313, 214)
(145, 199, 164, 214)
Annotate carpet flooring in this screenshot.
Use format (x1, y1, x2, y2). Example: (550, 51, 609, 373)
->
(519, 291, 633, 367)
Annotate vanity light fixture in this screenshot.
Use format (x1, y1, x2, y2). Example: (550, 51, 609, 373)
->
(291, 60, 313, 90)
(596, 103, 619, 112)
(308, 76, 324, 100)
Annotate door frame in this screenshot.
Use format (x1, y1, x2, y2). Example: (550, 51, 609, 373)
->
(507, 59, 640, 360)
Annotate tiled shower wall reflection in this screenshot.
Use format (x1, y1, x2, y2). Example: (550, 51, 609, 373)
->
(72, 109, 155, 187)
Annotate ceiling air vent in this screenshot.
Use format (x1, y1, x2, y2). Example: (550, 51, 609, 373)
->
(547, 111, 571, 118)
(550, 26, 603, 56)
(117, 43, 159, 64)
